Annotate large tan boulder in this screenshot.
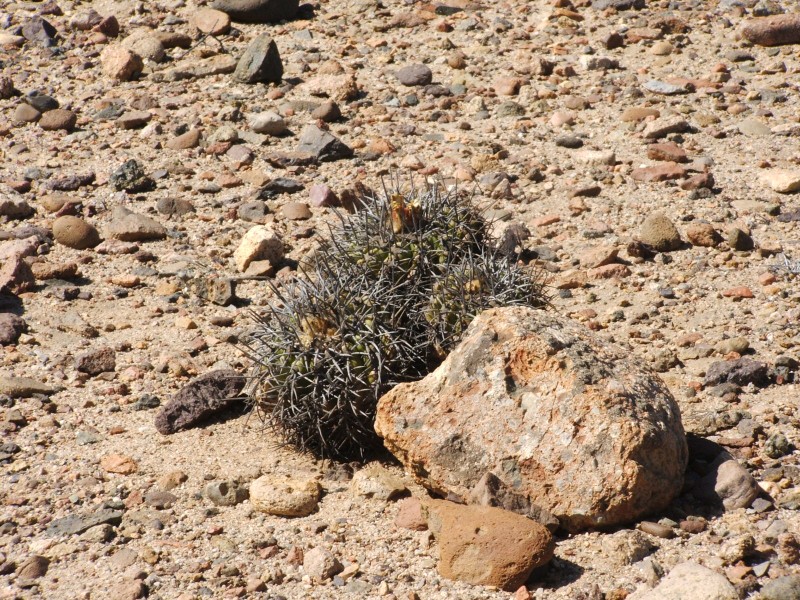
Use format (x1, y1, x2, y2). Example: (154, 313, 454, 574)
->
(375, 307, 687, 532)
(424, 499, 554, 591)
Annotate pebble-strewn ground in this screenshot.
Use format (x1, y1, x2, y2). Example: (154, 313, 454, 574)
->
(3, 0, 800, 598)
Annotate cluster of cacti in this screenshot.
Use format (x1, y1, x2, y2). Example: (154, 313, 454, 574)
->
(245, 180, 548, 460)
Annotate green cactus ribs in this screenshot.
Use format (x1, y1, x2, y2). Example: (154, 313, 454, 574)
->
(244, 178, 549, 460)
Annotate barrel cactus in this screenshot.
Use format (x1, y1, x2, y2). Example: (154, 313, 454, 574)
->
(245, 180, 548, 460)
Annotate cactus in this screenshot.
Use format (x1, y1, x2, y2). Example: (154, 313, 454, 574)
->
(245, 180, 548, 460)
(423, 249, 547, 361)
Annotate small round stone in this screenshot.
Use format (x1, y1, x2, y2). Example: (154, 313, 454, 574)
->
(192, 8, 231, 35)
(39, 109, 77, 131)
(52, 216, 101, 249)
(396, 63, 433, 86)
(13, 103, 41, 123)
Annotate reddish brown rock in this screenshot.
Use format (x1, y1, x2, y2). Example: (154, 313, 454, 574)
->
(376, 307, 688, 532)
(579, 245, 618, 268)
(424, 500, 554, 591)
(621, 107, 659, 122)
(75, 346, 116, 376)
(0, 256, 35, 294)
(631, 162, 687, 182)
(555, 270, 588, 289)
(494, 76, 523, 96)
(647, 142, 688, 163)
(101, 45, 143, 81)
(722, 286, 754, 299)
(53, 216, 101, 249)
(31, 261, 79, 281)
(741, 14, 800, 47)
(38, 109, 77, 132)
(94, 15, 120, 37)
(681, 172, 714, 190)
(166, 129, 201, 150)
(192, 8, 232, 34)
(101, 454, 138, 474)
(309, 184, 339, 208)
(686, 222, 721, 247)
(394, 497, 427, 531)
(16, 555, 49, 580)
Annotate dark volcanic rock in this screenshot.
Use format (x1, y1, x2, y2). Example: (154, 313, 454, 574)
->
(212, 0, 299, 23)
(704, 358, 770, 387)
(44, 172, 96, 192)
(110, 160, 155, 193)
(22, 17, 58, 46)
(155, 369, 246, 434)
(258, 178, 304, 198)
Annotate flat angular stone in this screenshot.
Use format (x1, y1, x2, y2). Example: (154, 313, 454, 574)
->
(47, 509, 124, 537)
(643, 117, 690, 140)
(631, 162, 687, 182)
(296, 125, 353, 162)
(647, 142, 688, 163)
(151, 55, 237, 82)
(704, 358, 769, 387)
(116, 110, 151, 129)
(643, 80, 688, 95)
(105, 207, 166, 242)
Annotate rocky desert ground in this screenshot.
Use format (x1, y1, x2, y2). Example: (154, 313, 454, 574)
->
(3, 0, 800, 598)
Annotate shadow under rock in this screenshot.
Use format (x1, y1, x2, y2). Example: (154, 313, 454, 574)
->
(0, 293, 24, 316)
(194, 395, 252, 429)
(529, 554, 585, 591)
(296, 3, 316, 19)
